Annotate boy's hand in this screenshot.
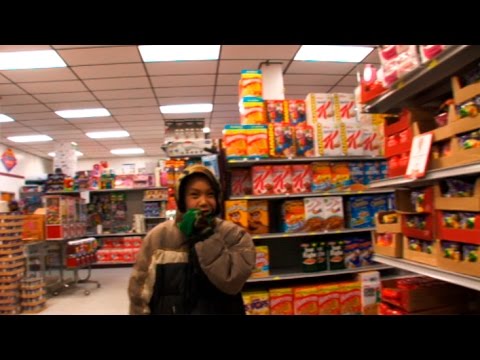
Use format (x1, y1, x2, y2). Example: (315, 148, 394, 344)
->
(178, 209, 214, 238)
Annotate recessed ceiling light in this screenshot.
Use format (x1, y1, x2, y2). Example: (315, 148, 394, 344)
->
(110, 148, 145, 155)
(160, 103, 213, 114)
(86, 130, 130, 139)
(8, 135, 53, 143)
(202, 127, 211, 134)
(0, 50, 66, 70)
(55, 108, 111, 119)
(138, 45, 220, 62)
(294, 45, 374, 63)
(48, 151, 84, 157)
(0, 114, 15, 123)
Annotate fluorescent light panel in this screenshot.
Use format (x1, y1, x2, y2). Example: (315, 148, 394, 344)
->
(0, 50, 66, 70)
(0, 114, 15, 123)
(48, 151, 84, 157)
(8, 135, 53, 143)
(294, 45, 373, 63)
(138, 45, 220, 62)
(110, 148, 145, 155)
(86, 130, 130, 139)
(160, 103, 213, 114)
(55, 108, 111, 119)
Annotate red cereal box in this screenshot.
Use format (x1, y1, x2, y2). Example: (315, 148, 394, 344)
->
(230, 169, 252, 196)
(286, 100, 306, 125)
(291, 164, 312, 193)
(252, 165, 274, 195)
(271, 165, 293, 194)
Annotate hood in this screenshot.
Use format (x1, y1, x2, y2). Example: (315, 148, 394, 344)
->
(175, 164, 222, 217)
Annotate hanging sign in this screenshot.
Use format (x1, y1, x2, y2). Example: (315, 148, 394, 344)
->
(405, 132, 433, 179)
(1, 148, 17, 172)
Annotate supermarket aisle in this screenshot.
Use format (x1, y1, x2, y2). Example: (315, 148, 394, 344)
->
(38, 267, 133, 315)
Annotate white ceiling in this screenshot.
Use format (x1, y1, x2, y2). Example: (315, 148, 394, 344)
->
(0, 45, 380, 159)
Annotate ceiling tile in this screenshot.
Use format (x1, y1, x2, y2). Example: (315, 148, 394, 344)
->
(219, 60, 287, 74)
(158, 96, 212, 106)
(211, 110, 239, 118)
(57, 46, 141, 66)
(330, 86, 356, 94)
(161, 113, 210, 120)
(0, 74, 10, 83)
(2, 68, 77, 83)
(284, 85, 331, 96)
(48, 101, 104, 111)
(217, 74, 239, 86)
(52, 45, 119, 49)
(9, 112, 58, 121)
(1, 104, 51, 114)
(286, 62, 357, 75)
(0, 45, 53, 52)
(145, 61, 217, 76)
(67, 117, 118, 125)
(84, 77, 151, 91)
(102, 98, 158, 108)
(19, 119, 69, 126)
(154, 86, 214, 97)
(0, 84, 26, 95)
(213, 95, 238, 104)
(362, 48, 380, 64)
(109, 107, 160, 116)
(115, 114, 164, 122)
(221, 45, 300, 60)
(72, 63, 147, 79)
(0, 94, 39, 105)
(35, 92, 96, 103)
(33, 124, 79, 132)
(20, 80, 88, 94)
(215, 86, 237, 96)
(284, 74, 342, 86)
(212, 104, 238, 112)
(94, 88, 155, 100)
(337, 75, 359, 87)
(151, 74, 216, 87)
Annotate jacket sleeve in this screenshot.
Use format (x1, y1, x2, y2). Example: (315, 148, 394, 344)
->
(128, 232, 154, 315)
(194, 222, 256, 295)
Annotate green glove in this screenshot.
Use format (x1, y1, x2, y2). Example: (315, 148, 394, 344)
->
(178, 209, 214, 238)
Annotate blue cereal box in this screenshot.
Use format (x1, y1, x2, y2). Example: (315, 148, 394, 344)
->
(369, 195, 389, 217)
(346, 196, 373, 228)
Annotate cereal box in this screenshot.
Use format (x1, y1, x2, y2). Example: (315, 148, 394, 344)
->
(251, 246, 270, 278)
(224, 200, 249, 230)
(286, 100, 306, 125)
(245, 125, 269, 158)
(230, 168, 252, 196)
(304, 197, 326, 232)
(242, 291, 270, 315)
(291, 164, 312, 193)
(271, 165, 293, 194)
(240, 96, 266, 125)
(282, 200, 305, 233)
(317, 284, 341, 315)
(265, 100, 287, 123)
(333, 93, 356, 122)
(339, 282, 362, 315)
(344, 239, 361, 269)
(294, 286, 318, 315)
(369, 195, 389, 217)
(363, 161, 382, 184)
(356, 271, 381, 315)
(251, 165, 273, 195)
(342, 119, 364, 156)
(248, 200, 269, 234)
(346, 196, 373, 228)
(328, 240, 346, 270)
(223, 125, 247, 159)
(311, 162, 332, 192)
(305, 93, 334, 125)
(268, 124, 295, 157)
(294, 125, 314, 157)
(269, 288, 294, 315)
(239, 70, 263, 98)
(316, 120, 343, 156)
(348, 162, 366, 189)
(322, 196, 344, 230)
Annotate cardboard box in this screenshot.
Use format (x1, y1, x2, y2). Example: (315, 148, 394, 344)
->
(402, 237, 438, 266)
(373, 232, 403, 258)
(434, 178, 480, 212)
(356, 271, 381, 315)
(375, 211, 402, 233)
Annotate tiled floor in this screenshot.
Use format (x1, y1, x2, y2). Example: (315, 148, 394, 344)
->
(37, 267, 133, 315)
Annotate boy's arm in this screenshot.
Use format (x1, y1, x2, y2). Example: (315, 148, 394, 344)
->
(194, 222, 256, 295)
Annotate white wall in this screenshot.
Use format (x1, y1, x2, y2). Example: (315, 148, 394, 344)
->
(0, 144, 52, 198)
(77, 156, 166, 174)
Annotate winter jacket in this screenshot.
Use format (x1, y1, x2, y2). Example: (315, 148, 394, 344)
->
(128, 218, 256, 315)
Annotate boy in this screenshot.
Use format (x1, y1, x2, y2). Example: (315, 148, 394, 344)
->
(128, 165, 256, 314)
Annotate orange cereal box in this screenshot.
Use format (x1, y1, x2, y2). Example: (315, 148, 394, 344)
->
(251, 246, 270, 278)
(245, 125, 269, 158)
(286, 100, 306, 125)
(294, 124, 314, 157)
(268, 124, 295, 158)
(242, 291, 270, 315)
(311, 162, 332, 192)
(252, 165, 273, 195)
(282, 200, 305, 233)
(294, 286, 318, 315)
(239, 70, 263, 98)
(291, 164, 312, 193)
(223, 125, 247, 159)
(265, 100, 287, 123)
(240, 96, 266, 125)
(224, 200, 249, 230)
(271, 165, 293, 194)
(330, 162, 351, 190)
(317, 284, 341, 315)
(339, 282, 362, 315)
(248, 200, 269, 234)
(230, 169, 252, 196)
(269, 288, 294, 315)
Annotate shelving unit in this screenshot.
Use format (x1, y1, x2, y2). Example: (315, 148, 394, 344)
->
(251, 227, 376, 240)
(230, 189, 394, 201)
(227, 156, 385, 167)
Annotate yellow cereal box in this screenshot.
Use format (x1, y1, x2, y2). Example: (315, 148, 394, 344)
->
(245, 125, 269, 158)
(294, 286, 318, 315)
(269, 288, 294, 315)
(240, 96, 266, 125)
(317, 284, 341, 315)
(251, 246, 270, 278)
(248, 200, 269, 234)
(239, 70, 263, 98)
(242, 291, 270, 315)
(224, 200, 248, 230)
(223, 125, 247, 159)
(339, 282, 362, 315)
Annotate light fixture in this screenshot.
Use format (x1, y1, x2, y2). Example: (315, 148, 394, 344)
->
(55, 108, 111, 119)
(0, 50, 66, 70)
(8, 135, 53, 143)
(0, 114, 15, 123)
(294, 45, 374, 63)
(110, 148, 145, 155)
(48, 151, 84, 157)
(160, 103, 213, 114)
(138, 45, 220, 62)
(86, 130, 130, 139)
(202, 127, 211, 134)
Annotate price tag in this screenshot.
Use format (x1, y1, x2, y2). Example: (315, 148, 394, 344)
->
(405, 132, 433, 179)
(427, 59, 439, 69)
(396, 81, 405, 90)
(273, 276, 281, 280)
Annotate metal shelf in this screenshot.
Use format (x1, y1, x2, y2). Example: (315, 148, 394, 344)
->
(373, 255, 480, 292)
(90, 232, 146, 238)
(46, 186, 168, 195)
(369, 162, 480, 188)
(365, 45, 480, 113)
(227, 156, 385, 167)
(252, 227, 375, 240)
(247, 264, 392, 283)
(230, 188, 394, 201)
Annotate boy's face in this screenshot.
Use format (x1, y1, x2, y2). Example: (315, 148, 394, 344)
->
(184, 176, 217, 215)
